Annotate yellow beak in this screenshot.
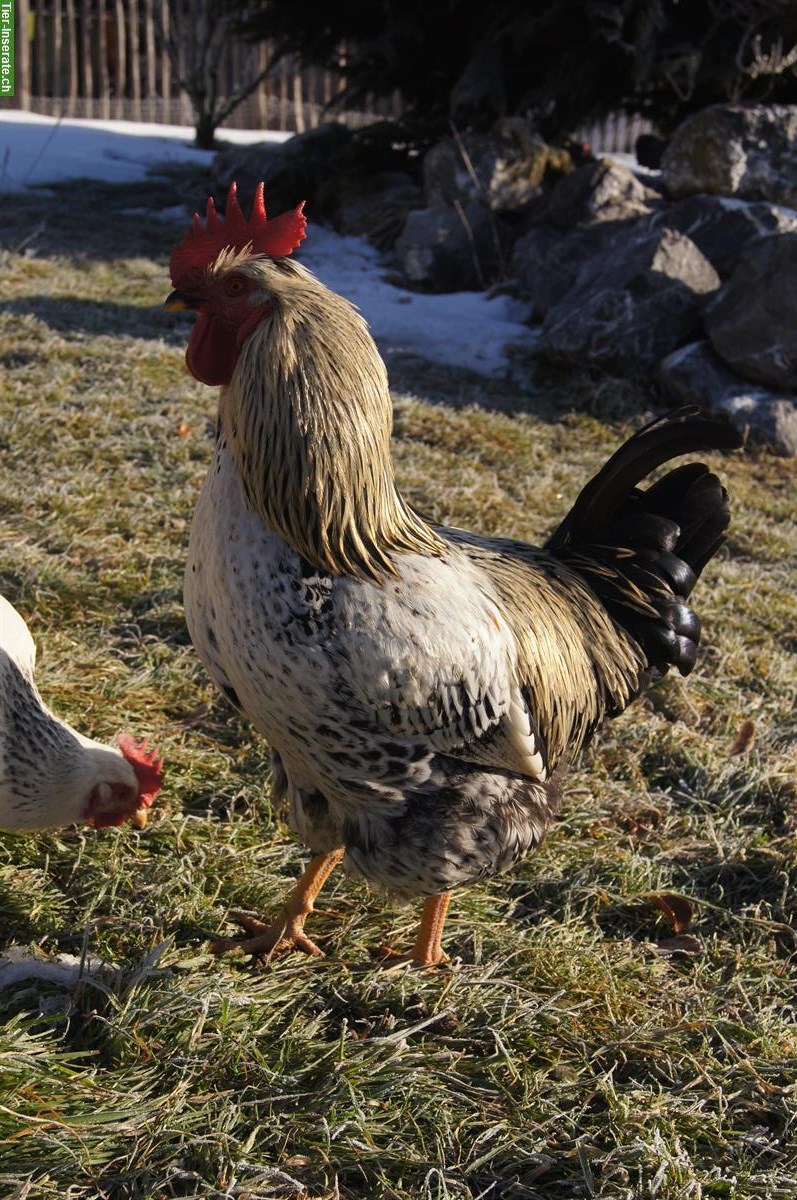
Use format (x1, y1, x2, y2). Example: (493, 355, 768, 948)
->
(164, 290, 201, 312)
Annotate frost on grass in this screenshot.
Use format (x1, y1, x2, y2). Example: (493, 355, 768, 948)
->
(0, 175, 795, 1200)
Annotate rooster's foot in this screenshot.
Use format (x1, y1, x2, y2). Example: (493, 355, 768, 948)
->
(209, 909, 324, 961)
(372, 943, 450, 969)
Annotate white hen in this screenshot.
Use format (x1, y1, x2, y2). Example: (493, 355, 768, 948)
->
(0, 595, 163, 832)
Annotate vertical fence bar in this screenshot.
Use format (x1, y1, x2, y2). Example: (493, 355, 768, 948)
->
(17, 0, 31, 107)
(175, 1, 189, 123)
(33, 0, 46, 97)
(97, 0, 109, 116)
(293, 66, 304, 133)
(51, 0, 62, 103)
(256, 40, 268, 128)
(159, 0, 170, 121)
(79, 0, 92, 108)
(143, 0, 155, 116)
(63, 0, 78, 114)
(112, 0, 124, 115)
(129, 0, 140, 110)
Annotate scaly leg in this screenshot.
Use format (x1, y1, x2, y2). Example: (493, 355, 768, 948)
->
(209, 847, 345, 961)
(381, 891, 453, 967)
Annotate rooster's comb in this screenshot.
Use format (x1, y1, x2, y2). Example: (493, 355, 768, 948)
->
(169, 181, 307, 288)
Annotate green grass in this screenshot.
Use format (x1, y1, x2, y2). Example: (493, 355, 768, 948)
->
(0, 171, 795, 1200)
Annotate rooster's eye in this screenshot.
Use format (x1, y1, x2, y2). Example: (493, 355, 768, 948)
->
(226, 277, 246, 296)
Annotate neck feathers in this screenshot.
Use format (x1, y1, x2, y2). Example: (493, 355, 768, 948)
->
(220, 283, 442, 581)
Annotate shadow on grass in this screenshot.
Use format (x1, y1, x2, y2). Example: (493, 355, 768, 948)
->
(0, 171, 210, 261)
(0, 295, 191, 342)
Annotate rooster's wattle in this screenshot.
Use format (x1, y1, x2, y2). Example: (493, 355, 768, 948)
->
(167, 183, 740, 965)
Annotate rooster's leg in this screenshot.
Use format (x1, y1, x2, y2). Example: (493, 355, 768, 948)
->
(209, 847, 345, 961)
(381, 891, 452, 967)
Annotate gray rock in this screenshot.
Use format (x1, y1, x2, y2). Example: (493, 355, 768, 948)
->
(541, 228, 720, 374)
(661, 104, 797, 209)
(705, 232, 797, 390)
(659, 341, 797, 455)
(650, 194, 797, 278)
(334, 171, 424, 250)
(422, 122, 572, 215)
(511, 221, 639, 317)
(542, 157, 660, 229)
(395, 202, 512, 292)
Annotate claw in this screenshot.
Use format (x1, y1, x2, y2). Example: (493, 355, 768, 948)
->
(208, 910, 324, 962)
(372, 943, 450, 969)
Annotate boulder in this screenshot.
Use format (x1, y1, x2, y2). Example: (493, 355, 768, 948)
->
(649, 194, 797, 278)
(705, 232, 797, 390)
(423, 121, 572, 215)
(541, 228, 720, 375)
(661, 104, 797, 209)
(333, 171, 424, 250)
(541, 157, 660, 229)
(659, 342, 797, 456)
(395, 202, 512, 292)
(511, 221, 638, 317)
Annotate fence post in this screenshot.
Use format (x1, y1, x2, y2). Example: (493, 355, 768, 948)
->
(143, 0, 155, 117)
(51, 0, 62, 103)
(96, 0, 109, 117)
(129, 0, 140, 108)
(293, 70, 304, 133)
(16, 0, 31, 107)
(80, 0, 93, 114)
(257, 40, 268, 128)
(158, 0, 170, 123)
(63, 0, 78, 115)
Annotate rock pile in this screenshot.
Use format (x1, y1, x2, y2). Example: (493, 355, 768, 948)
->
(213, 103, 797, 453)
(514, 104, 797, 454)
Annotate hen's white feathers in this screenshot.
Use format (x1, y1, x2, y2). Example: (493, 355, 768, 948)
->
(0, 596, 140, 832)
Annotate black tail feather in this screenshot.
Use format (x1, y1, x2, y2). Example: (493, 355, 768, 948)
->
(548, 409, 741, 678)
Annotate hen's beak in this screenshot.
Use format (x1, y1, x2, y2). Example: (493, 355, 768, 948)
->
(164, 290, 203, 312)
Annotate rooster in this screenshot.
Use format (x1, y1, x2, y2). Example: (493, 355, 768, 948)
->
(0, 595, 164, 832)
(166, 183, 740, 966)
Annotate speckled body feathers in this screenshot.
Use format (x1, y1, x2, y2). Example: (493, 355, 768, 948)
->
(183, 253, 738, 899)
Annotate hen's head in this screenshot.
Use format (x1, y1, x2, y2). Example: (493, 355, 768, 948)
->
(166, 182, 307, 386)
(82, 735, 164, 830)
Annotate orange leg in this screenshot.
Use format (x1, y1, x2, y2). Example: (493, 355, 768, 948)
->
(381, 891, 453, 967)
(209, 847, 345, 962)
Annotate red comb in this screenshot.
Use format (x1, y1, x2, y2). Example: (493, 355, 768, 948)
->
(117, 734, 164, 809)
(170, 181, 307, 288)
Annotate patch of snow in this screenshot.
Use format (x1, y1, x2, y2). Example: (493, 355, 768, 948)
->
(608, 151, 661, 180)
(298, 225, 533, 376)
(0, 111, 535, 376)
(0, 110, 287, 192)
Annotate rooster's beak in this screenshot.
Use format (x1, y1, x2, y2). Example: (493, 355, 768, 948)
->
(164, 290, 203, 312)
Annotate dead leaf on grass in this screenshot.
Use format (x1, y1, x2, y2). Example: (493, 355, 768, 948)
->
(648, 892, 694, 933)
(654, 934, 704, 957)
(730, 719, 756, 756)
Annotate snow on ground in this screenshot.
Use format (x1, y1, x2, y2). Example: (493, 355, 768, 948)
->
(0, 110, 287, 191)
(297, 225, 532, 376)
(0, 110, 533, 376)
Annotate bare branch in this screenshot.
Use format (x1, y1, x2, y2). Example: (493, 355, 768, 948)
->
(742, 33, 797, 78)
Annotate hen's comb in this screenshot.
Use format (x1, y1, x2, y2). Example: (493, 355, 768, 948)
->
(169, 181, 307, 288)
(117, 733, 165, 809)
